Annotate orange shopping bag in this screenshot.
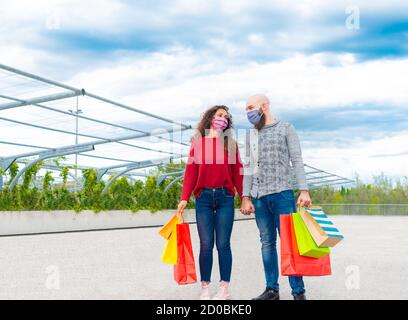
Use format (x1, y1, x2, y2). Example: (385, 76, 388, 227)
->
(280, 213, 332, 276)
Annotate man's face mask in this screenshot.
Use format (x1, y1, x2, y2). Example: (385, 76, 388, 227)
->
(247, 106, 263, 125)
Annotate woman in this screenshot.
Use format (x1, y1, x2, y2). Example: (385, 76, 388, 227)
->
(177, 105, 243, 300)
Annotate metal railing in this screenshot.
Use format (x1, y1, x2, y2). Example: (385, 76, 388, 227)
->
(320, 203, 408, 216)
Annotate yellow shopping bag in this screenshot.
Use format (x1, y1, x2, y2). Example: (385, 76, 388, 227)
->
(159, 212, 181, 240)
(160, 212, 183, 264)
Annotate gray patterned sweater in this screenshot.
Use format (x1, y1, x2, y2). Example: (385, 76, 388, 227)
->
(242, 119, 308, 198)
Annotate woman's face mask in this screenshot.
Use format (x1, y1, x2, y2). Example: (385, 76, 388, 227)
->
(211, 116, 228, 130)
(247, 106, 263, 125)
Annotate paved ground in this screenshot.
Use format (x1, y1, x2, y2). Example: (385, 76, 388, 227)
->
(0, 215, 407, 300)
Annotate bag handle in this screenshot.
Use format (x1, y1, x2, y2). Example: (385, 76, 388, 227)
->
(297, 203, 306, 213)
(176, 210, 185, 223)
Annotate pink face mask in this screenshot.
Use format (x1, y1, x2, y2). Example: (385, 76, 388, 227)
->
(211, 116, 228, 130)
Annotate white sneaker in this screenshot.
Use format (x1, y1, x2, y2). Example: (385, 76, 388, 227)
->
(212, 281, 231, 300)
(199, 282, 211, 300)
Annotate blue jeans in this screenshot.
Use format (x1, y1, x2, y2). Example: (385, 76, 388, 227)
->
(252, 190, 305, 295)
(195, 187, 235, 282)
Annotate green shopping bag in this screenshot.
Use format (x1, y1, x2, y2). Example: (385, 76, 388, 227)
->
(292, 211, 330, 258)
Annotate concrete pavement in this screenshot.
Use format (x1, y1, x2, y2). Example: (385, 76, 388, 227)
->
(0, 215, 407, 300)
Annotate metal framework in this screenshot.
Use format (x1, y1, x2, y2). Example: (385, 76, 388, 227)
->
(0, 64, 354, 192)
(303, 164, 354, 189)
(157, 163, 355, 192)
(0, 63, 193, 190)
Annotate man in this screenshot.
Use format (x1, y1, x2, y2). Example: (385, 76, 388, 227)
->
(240, 94, 312, 300)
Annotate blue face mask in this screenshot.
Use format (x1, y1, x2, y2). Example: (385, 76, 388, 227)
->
(247, 108, 263, 125)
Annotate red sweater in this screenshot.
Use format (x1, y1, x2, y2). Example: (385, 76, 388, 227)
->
(181, 137, 243, 201)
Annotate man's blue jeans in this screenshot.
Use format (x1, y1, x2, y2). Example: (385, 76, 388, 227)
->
(252, 189, 305, 295)
(195, 187, 235, 282)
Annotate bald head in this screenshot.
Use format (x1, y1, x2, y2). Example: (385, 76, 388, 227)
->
(246, 94, 270, 114)
(246, 94, 269, 107)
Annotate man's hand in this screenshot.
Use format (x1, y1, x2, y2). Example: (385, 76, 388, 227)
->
(177, 200, 187, 213)
(240, 197, 254, 215)
(297, 190, 312, 208)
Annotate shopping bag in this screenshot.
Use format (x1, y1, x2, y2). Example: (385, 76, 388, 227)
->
(159, 212, 182, 240)
(174, 223, 197, 285)
(280, 213, 332, 276)
(292, 211, 330, 258)
(300, 206, 344, 247)
(160, 213, 182, 264)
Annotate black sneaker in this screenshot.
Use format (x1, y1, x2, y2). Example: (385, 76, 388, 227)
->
(292, 292, 307, 300)
(252, 288, 280, 300)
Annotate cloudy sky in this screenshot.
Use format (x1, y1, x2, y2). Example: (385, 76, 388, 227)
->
(0, 0, 407, 183)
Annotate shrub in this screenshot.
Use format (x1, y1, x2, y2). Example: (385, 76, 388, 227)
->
(0, 163, 406, 213)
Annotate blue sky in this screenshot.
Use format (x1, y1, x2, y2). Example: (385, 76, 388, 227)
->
(0, 0, 407, 182)
(9, 1, 408, 64)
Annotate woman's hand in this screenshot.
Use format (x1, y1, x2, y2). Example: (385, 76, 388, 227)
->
(240, 197, 254, 215)
(177, 200, 188, 213)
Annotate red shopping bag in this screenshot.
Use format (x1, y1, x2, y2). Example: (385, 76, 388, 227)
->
(173, 223, 197, 285)
(280, 214, 332, 276)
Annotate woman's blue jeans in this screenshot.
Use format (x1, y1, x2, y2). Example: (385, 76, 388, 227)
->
(195, 187, 235, 283)
(252, 189, 305, 295)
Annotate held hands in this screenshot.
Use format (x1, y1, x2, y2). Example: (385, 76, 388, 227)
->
(240, 197, 254, 215)
(297, 190, 312, 208)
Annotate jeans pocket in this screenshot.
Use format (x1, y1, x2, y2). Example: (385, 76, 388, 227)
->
(195, 189, 206, 201)
(222, 188, 234, 198)
(280, 190, 295, 201)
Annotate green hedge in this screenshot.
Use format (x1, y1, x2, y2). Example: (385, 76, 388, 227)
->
(0, 162, 406, 212)
(309, 174, 408, 205)
(0, 161, 242, 212)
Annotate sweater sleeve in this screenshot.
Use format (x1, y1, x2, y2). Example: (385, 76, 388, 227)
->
(180, 143, 199, 201)
(286, 123, 309, 191)
(242, 130, 253, 197)
(232, 146, 243, 199)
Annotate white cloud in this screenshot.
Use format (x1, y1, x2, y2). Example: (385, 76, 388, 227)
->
(302, 131, 408, 181)
(77, 51, 408, 118)
(248, 33, 265, 46)
(0, 0, 126, 33)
